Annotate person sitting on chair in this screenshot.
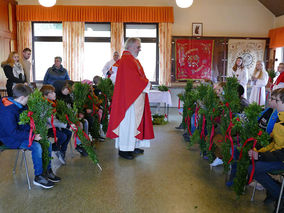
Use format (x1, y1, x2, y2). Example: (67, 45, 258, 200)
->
(0, 84, 60, 189)
(248, 88, 284, 211)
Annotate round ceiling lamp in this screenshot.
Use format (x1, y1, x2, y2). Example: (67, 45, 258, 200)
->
(176, 0, 194, 8)
(38, 0, 56, 7)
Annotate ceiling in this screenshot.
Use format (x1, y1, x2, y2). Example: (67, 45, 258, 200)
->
(258, 0, 284, 17)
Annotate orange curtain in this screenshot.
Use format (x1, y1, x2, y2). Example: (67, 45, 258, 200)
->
(17, 21, 32, 81)
(159, 23, 172, 86)
(63, 22, 84, 81)
(17, 6, 174, 23)
(111, 22, 124, 57)
(269, 26, 284, 48)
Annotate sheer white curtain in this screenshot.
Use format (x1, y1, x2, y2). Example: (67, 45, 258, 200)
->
(159, 23, 172, 86)
(63, 22, 85, 81)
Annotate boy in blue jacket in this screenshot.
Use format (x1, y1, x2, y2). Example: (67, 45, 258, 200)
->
(0, 84, 60, 189)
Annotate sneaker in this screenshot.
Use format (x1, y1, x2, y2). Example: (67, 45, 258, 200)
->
(248, 181, 265, 191)
(47, 169, 61, 183)
(210, 157, 223, 167)
(33, 175, 54, 189)
(55, 151, 66, 165)
(75, 145, 88, 157)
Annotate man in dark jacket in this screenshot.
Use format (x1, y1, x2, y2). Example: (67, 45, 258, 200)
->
(0, 84, 60, 189)
(43, 56, 70, 85)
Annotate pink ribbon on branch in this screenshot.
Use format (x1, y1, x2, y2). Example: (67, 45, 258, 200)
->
(27, 111, 36, 147)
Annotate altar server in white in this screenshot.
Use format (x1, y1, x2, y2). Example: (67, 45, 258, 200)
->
(230, 57, 249, 99)
(249, 61, 269, 106)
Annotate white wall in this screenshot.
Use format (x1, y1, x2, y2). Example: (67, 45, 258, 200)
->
(18, 0, 275, 37)
(274, 15, 284, 28)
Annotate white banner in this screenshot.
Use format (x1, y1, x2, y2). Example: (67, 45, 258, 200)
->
(227, 39, 266, 78)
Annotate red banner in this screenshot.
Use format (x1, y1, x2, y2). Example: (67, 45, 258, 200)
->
(175, 39, 213, 80)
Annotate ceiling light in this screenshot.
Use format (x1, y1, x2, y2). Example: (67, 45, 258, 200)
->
(38, 0, 56, 7)
(176, 0, 194, 8)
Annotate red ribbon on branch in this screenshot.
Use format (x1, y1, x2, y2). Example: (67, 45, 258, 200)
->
(209, 116, 215, 151)
(200, 115, 206, 140)
(238, 131, 262, 184)
(51, 114, 57, 144)
(88, 95, 97, 116)
(185, 114, 192, 136)
(225, 102, 234, 164)
(65, 115, 79, 148)
(238, 138, 257, 184)
(27, 111, 36, 147)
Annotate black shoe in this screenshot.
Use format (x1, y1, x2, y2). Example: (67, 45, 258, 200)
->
(47, 169, 61, 183)
(134, 148, 144, 154)
(33, 175, 54, 189)
(119, 151, 134, 160)
(76, 145, 88, 156)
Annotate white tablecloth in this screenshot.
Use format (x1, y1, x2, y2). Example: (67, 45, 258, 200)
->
(148, 90, 172, 106)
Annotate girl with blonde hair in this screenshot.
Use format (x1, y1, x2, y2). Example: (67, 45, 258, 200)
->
(249, 60, 268, 105)
(1, 51, 26, 96)
(230, 57, 248, 99)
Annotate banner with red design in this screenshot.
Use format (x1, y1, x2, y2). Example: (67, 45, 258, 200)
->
(175, 39, 214, 80)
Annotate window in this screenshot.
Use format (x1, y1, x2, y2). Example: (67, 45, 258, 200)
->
(125, 24, 159, 83)
(275, 47, 284, 71)
(84, 23, 111, 80)
(32, 23, 63, 81)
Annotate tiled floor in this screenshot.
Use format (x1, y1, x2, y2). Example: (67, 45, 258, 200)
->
(0, 109, 273, 213)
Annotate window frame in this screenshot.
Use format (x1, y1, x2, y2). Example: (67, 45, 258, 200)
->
(124, 23, 159, 84)
(84, 22, 111, 43)
(32, 22, 63, 82)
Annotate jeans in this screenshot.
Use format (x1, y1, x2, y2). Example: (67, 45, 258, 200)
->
(19, 140, 51, 176)
(248, 161, 284, 200)
(48, 128, 72, 156)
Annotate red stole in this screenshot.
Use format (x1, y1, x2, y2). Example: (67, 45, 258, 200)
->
(106, 51, 154, 140)
(275, 72, 284, 85)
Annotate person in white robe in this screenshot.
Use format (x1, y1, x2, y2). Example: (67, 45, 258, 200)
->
(249, 61, 269, 106)
(230, 57, 249, 99)
(101, 51, 120, 77)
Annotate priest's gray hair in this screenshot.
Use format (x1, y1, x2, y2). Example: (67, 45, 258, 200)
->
(125, 38, 141, 50)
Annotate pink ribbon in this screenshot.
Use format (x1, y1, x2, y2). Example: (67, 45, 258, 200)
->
(65, 115, 79, 148)
(209, 116, 215, 151)
(225, 102, 234, 164)
(194, 105, 200, 128)
(200, 115, 206, 140)
(27, 111, 36, 147)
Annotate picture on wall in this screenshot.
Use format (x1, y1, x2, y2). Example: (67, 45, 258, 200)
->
(192, 23, 203, 37)
(175, 39, 214, 80)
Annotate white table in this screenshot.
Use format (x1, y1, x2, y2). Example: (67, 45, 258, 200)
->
(148, 90, 172, 120)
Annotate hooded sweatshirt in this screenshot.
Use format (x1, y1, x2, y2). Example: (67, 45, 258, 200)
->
(0, 97, 30, 148)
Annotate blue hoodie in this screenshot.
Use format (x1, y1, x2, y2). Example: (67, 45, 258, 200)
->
(0, 97, 30, 148)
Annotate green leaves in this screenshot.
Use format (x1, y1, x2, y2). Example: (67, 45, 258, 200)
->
(19, 89, 53, 172)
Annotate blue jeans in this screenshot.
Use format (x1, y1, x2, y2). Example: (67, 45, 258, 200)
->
(248, 161, 284, 200)
(19, 140, 51, 176)
(48, 128, 72, 156)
